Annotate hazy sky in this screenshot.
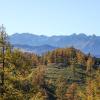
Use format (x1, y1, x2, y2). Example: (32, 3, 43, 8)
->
(0, 0, 100, 36)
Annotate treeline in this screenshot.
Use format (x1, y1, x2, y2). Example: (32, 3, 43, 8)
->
(44, 47, 87, 65)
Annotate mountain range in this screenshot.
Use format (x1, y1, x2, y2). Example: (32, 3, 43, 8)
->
(9, 33, 100, 57)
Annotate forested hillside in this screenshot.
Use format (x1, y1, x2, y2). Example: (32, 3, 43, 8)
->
(0, 26, 100, 100)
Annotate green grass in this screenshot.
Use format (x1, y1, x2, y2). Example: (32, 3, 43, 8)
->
(45, 64, 84, 82)
(45, 64, 68, 80)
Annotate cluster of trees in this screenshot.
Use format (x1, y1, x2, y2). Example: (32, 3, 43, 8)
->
(43, 47, 95, 71)
(0, 25, 100, 100)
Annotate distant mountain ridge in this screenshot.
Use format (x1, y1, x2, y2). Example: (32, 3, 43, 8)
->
(9, 33, 100, 56)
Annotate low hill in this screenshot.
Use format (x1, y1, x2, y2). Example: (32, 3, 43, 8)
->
(13, 44, 57, 55)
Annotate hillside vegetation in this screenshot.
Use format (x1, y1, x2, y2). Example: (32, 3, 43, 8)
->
(0, 26, 100, 100)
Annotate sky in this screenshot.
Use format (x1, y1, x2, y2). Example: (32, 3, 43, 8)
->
(0, 0, 100, 36)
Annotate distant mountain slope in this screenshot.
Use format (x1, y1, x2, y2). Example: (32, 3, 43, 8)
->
(9, 33, 100, 56)
(13, 44, 57, 55)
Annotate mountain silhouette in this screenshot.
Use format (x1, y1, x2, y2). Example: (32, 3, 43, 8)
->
(9, 33, 100, 56)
